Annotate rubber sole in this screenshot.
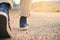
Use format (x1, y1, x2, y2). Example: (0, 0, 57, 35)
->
(0, 14, 10, 38)
(20, 27, 29, 31)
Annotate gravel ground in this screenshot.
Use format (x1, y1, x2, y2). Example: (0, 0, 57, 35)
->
(1, 12, 60, 40)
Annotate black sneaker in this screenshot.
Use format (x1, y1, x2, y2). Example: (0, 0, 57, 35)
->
(20, 16, 29, 31)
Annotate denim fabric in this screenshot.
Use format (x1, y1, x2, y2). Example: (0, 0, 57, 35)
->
(0, 3, 10, 23)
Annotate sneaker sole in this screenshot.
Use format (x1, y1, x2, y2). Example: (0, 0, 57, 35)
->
(20, 27, 29, 31)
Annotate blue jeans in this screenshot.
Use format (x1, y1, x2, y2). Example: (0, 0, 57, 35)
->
(0, 3, 10, 23)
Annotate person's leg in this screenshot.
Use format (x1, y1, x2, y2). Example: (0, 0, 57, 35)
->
(20, 0, 32, 30)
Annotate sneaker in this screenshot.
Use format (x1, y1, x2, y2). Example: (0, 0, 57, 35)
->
(20, 16, 29, 31)
(0, 12, 10, 38)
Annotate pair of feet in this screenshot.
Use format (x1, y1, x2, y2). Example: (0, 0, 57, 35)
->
(0, 3, 29, 31)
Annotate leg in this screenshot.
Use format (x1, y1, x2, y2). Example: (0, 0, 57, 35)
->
(0, 3, 10, 38)
(20, 0, 32, 30)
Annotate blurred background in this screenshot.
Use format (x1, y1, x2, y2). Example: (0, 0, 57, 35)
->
(32, 1, 60, 12)
(12, 0, 60, 12)
(0, 0, 60, 12)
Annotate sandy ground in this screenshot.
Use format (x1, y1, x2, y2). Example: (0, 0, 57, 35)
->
(1, 12, 60, 40)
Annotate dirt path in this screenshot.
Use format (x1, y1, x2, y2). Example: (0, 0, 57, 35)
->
(1, 12, 60, 40)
